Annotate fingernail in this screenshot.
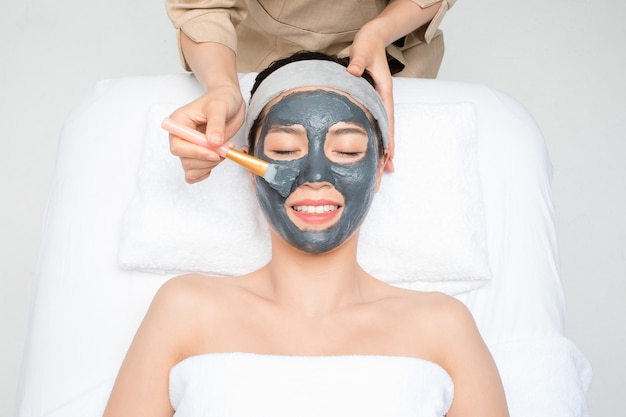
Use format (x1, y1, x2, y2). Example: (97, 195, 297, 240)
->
(206, 153, 221, 162)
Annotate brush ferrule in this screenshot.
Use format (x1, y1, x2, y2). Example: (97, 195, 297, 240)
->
(225, 148, 269, 176)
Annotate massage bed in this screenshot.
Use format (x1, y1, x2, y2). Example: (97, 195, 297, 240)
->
(16, 72, 592, 416)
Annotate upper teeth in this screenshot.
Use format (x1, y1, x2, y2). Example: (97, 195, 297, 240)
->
(293, 205, 338, 214)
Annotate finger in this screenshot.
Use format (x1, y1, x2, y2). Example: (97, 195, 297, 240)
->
(180, 155, 220, 172)
(383, 100, 395, 173)
(203, 101, 230, 148)
(169, 134, 221, 161)
(185, 169, 212, 184)
(346, 56, 366, 77)
(180, 157, 220, 184)
(372, 74, 395, 173)
(384, 156, 395, 173)
(168, 107, 208, 134)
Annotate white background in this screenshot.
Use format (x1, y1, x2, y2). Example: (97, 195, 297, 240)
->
(1, 1, 624, 416)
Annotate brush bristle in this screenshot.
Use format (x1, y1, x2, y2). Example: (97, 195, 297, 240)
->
(263, 164, 299, 197)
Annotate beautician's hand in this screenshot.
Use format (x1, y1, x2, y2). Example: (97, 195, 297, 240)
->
(347, 25, 396, 173)
(169, 35, 245, 184)
(168, 87, 245, 183)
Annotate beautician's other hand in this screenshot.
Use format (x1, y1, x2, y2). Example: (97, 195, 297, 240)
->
(347, 25, 395, 173)
(169, 35, 245, 184)
(347, 0, 444, 174)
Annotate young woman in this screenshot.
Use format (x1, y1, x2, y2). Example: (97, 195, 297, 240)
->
(103, 52, 508, 417)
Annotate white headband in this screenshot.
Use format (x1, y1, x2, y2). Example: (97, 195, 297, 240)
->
(245, 60, 389, 148)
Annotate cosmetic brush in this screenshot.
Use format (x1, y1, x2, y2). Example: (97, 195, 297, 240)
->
(161, 117, 298, 197)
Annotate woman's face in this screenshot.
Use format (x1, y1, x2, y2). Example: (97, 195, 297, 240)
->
(252, 89, 382, 254)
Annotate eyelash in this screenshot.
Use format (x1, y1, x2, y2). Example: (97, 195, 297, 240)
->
(335, 151, 363, 157)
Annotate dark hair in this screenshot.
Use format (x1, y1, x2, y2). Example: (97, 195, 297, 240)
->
(250, 51, 376, 96)
(247, 51, 384, 157)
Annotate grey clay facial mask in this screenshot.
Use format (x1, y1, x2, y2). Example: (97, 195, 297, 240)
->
(253, 90, 380, 254)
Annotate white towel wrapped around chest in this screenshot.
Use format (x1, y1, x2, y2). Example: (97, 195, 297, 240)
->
(170, 353, 454, 417)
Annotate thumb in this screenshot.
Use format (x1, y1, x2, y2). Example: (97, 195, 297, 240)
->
(347, 56, 366, 77)
(203, 104, 228, 148)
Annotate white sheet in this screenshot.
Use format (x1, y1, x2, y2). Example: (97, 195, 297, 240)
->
(16, 73, 591, 417)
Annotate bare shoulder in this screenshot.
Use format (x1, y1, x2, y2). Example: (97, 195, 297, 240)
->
(144, 274, 223, 326)
(373, 286, 482, 357)
(366, 289, 508, 415)
(150, 273, 259, 324)
(383, 287, 475, 329)
(411, 291, 476, 330)
(147, 273, 248, 320)
(386, 294, 509, 416)
(154, 273, 249, 306)
(158, 272, 237, 291)
(144, 273, 259, 356)
(103, 274, 253, 416)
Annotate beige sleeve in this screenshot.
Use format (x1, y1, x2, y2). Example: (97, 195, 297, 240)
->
(408, 0, 456, 43)
(165, 0, 248, 70)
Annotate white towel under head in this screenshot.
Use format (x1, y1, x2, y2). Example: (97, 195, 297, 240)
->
(119, 74, 490, 295)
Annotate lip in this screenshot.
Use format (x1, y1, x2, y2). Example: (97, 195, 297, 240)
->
(289, 199, 342, 225)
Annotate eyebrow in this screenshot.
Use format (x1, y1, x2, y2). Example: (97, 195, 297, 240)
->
(267, 125, 306, 135)
(328, 124, 367, 135)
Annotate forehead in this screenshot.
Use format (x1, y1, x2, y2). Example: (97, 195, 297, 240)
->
(262, 87, 372, 123)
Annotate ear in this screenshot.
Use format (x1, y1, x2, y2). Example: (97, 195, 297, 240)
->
(374, 150, 390, 192)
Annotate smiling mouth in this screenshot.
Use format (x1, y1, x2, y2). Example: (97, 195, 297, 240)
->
(292, 204, 340, 214)
(290, 202, 343, 226)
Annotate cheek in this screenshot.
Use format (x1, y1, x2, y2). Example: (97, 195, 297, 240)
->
(332, 162, 378, 199)
(335, 146, 379, 185)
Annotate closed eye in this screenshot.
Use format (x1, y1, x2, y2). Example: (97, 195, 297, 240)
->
(272, 149, 301, 155)
(263, 125, 308, 160)
(324, 122, 369, 163)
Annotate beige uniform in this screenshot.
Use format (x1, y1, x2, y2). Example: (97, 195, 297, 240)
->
(166, 0, 455, 78)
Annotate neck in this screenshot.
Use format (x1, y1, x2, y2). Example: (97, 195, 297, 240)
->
(261, 232, 368, 316)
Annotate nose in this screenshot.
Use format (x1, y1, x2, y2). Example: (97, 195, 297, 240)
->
(296, 152, 335, 187)
(299, 154, 326, 184)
